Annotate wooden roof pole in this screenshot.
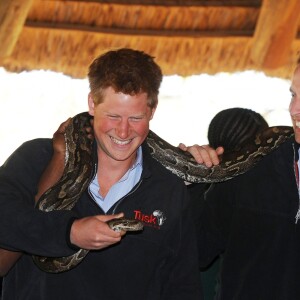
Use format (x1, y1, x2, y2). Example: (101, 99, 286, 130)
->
(250, 0, 300, 69)
(0, 0, 34, 58)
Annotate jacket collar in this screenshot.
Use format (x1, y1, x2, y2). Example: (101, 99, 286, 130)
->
(91, 139, 153, 180)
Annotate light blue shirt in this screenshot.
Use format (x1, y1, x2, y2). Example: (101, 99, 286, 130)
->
(88, 147, 143, 213)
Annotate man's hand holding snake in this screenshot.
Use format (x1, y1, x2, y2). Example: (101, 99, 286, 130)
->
(70, 213, 126, 250)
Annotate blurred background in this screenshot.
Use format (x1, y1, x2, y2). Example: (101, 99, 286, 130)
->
(0, 67, 291, 165)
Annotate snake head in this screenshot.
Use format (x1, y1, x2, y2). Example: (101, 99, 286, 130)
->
(107, 218, 144, 232)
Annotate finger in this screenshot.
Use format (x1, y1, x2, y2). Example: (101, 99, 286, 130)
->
(185, 145, 206, 165)
(96, 213, 124, 223)
(195, 145, 213, 167)
(100, 213, 127, 236)
(91, 232, 123, 249)
(186, 144, 221, 167)
(216, 146, 224, 155)
(201, 145, 221, 166)
(119, 231, 126, 237)
(178, 143, 187, 151)
(90, 219, 124, 243)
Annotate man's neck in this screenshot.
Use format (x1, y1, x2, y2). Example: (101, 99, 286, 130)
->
(96, 150, 137, 198)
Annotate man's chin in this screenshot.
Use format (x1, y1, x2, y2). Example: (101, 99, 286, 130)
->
(109, 151, 136, 162)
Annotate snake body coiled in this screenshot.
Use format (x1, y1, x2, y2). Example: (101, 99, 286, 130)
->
(147, 126, 294, 183)
(32, 112, 294, 273)
(33, 113, 93, 273)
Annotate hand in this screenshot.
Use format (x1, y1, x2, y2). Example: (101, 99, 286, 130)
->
(35, 118, 71, 201)
(178, 143, 224, 167)
(52, 118, 71, 155)
(36, 116, 94, 202)
(53, 116, 94, 155)
(70, 213, 126, 250)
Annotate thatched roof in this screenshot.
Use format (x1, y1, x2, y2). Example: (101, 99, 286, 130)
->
(1, 0, 300, 79)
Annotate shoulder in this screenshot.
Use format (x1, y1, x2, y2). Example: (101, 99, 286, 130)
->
(142, 140, 186, 182)
(144, 150, 185, 184)
(19, 138, 52, 150)
(250, 136, 294, 173)
(0, 138, 53, 195)
(207, 137, 295, 194)
(1, 138, 53, 179)
(3, 138, 53, 167)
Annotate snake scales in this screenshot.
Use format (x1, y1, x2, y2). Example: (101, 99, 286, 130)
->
(32, 111, 294, 273)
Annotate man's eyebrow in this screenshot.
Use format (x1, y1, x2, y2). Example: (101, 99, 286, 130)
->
(131, 113, 146, 117)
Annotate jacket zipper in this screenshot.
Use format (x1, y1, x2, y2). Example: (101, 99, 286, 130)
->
(112, 179, 143, 214)
(87, 163, 104, 211)
(87, 162, 144, 215)
(293, 143, 300, 224)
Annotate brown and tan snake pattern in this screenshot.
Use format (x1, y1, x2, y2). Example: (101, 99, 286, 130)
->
(32, 112, 294, 273)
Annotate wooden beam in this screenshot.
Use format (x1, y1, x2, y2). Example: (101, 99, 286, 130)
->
(0, 0, 34, 58)
(49, 0, 262, 7)
(250, 0, 300, 69)
(25, 20, 253, 38)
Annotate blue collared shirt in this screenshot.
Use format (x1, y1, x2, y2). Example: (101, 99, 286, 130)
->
(88, 147, 143, 213)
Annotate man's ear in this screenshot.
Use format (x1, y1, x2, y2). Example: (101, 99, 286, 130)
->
(88, 93, 95, 116)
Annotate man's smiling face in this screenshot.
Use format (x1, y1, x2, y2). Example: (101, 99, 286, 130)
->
(88, 86, 156, 164)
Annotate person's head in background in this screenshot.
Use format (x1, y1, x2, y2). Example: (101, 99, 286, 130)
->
(207, 107, 269, 152)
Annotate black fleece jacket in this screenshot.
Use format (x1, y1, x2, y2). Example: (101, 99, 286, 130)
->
(0, 138, 202, 300)
(198, 137, 300, 300)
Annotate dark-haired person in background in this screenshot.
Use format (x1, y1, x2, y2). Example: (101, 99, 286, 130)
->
(183, 61, 300, 299)
(186, 107, 269, 299)
(207, 107, 268, 151)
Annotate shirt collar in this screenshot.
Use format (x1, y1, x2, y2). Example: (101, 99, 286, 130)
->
(130, 146, 143, 170)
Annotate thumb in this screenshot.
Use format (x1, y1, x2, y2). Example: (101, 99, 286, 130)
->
(97, 213, 125, 223)
(216, 146, 224, 155)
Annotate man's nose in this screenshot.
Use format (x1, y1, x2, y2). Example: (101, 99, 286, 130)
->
(116, 120, 130, 138)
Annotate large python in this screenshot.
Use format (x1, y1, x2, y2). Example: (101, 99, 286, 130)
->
(31, 111, 293, 273)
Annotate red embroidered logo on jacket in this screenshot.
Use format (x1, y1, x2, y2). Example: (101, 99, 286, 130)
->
(134, 210, 166, 229)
